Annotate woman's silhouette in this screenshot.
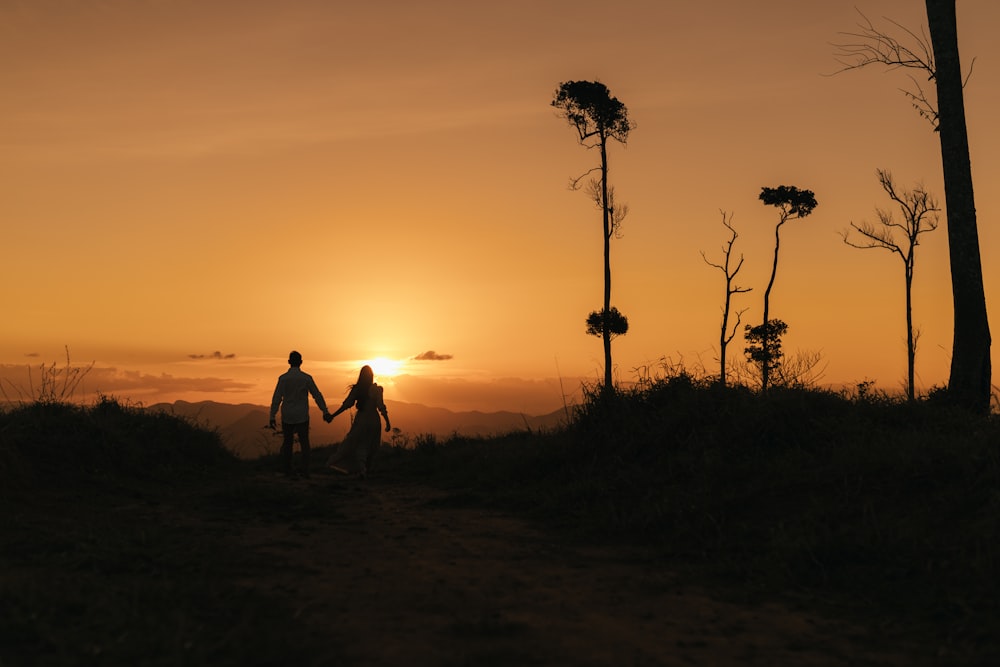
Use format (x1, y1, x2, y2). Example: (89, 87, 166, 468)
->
(325, 365, 390, 478)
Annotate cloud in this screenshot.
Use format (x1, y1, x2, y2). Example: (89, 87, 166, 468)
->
(25, 352, 40, 358)
(85, 368, 253, 395)
(188, 351, 237, 360)
(413, 350, 453, 361)
(0, 363, 254, 404)
(0, 360, 587, 416)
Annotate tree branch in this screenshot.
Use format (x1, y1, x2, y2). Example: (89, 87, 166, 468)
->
(831, 10, 940, 128)
(568, 167, 602, 191)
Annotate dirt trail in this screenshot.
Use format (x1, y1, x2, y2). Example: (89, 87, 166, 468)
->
(201, 471, 920, 667)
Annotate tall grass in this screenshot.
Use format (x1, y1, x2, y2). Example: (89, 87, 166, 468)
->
(0, 346, 95, 406)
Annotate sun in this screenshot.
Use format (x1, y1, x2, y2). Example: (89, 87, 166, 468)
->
(365, 356, 405, 378)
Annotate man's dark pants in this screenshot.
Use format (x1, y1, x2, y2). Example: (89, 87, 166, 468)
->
(280, 421, 310, 476)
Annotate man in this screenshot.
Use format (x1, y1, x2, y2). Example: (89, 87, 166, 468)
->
(269, 350, 330, 478)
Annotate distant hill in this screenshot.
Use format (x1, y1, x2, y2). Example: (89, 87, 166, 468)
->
(145, 400, 571, 459)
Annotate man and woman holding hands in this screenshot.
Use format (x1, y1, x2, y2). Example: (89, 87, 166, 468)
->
(269, 351, 390, 479)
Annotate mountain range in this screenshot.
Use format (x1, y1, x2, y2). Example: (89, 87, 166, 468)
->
(146, 399, 571, 459)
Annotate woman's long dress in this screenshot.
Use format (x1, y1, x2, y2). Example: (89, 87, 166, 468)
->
(326, 383, 386, 477)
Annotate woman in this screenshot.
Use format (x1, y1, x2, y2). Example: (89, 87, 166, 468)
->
(324, 365, 390, 478)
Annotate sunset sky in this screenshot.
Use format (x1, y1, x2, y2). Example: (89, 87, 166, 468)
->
(3, 0, 999, 415)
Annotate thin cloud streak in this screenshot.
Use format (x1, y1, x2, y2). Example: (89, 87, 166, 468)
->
(188, 351, 237, 360)
(0, 364, 255, 404)
(413, 351, 454, 361)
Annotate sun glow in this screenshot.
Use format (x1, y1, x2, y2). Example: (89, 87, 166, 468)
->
(365, 357, 405, 378)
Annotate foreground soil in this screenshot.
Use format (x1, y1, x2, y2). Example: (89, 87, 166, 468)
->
(4, 467, 937, 666)
(211, 471, 925, 666)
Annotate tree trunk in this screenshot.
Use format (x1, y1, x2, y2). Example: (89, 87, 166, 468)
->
(925, 0, 991, 412)
(720, 291, 730, 386)
(905, 263, 916, 402)
(600, 137, 613, 392)
(761, 220, 784, 392)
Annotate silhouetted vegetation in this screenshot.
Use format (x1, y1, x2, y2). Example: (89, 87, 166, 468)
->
(835, 2, 991, 413)
(701, 210, 752, 386)
(0, 399, 325, 666)
(0, 346, 94, 406)
(743, 318, 789, 387)
(4, 385, 1000, 663)
(380, 375, 1000, 661)
(552, 79, 635, 391)
(1, 397, 234, 495)
(751, 185, 818, 393)
(843, 169, 940, 401)
(584, 306, 628, 341)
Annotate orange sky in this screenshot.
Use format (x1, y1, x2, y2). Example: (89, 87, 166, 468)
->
(2, 1, 999, 414)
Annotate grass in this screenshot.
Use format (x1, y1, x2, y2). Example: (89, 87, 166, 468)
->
(376, 376, 1000, 661)
(3, 380, 1000, 663)
(0, 398, 337, 666)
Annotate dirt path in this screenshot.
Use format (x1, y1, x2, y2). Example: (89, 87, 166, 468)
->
(200, 471, 920, 667)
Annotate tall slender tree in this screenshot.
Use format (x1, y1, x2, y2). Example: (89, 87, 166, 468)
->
(843, 169, 940, 401)
(552, 80, 635, 392)
(752, 186, 818, 392)
(834, 2, 991, 412)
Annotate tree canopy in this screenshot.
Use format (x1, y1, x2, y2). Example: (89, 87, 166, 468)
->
(759, 186, 818, 219)
(551, 80, 633, 146)
(586, 307, 629, 340)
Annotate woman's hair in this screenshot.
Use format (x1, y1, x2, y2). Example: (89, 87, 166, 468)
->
(350, 364, 375, 411)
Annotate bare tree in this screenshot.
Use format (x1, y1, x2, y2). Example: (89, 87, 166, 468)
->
(751, 186, 818, 392)
(833, 10, 943, 128)
(552, 80, 635, 392)
(843, 169, 940, 401)
(834, 2, 990, 413)
(701, 210, 752, 386)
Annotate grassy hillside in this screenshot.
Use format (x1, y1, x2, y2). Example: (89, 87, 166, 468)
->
(1, 398, 235, 494)
(376, 377, 1000, 660)
(3, 382, 1000, 663)
(0, 398, 324, 665)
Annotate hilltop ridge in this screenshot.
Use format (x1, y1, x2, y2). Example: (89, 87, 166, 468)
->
(146, 399, 569, 458)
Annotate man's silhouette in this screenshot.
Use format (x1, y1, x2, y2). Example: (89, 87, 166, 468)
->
(269, 350, 330, 477)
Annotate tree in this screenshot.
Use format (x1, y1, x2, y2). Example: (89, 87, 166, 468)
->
(701, 210, 752, 386)
(834, 3, 991, 413)
(843, 169, 940, 401)
(744, 319, 788, 387)
(927, 1, 991, 412)
(552, 80, 635, 392)
(586, 307, 629, 340)
(751, 186, 818, 392)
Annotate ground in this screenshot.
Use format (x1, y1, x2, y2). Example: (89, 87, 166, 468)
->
(207, 471, 922, 666)
(4, 465, 935, 666)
